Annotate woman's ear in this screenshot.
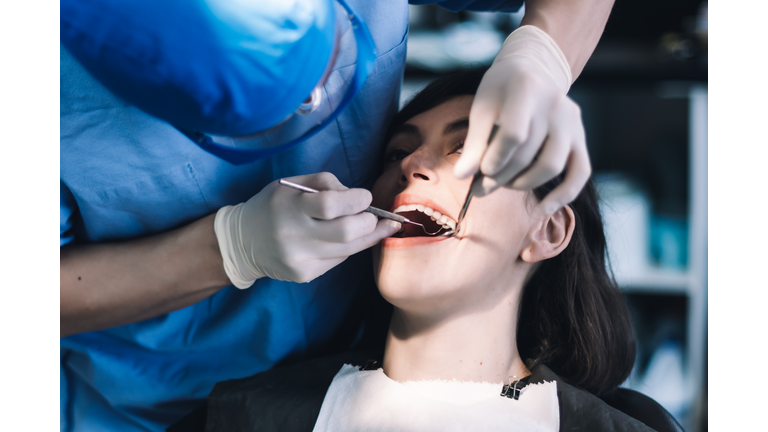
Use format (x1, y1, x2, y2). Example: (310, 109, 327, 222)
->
(520, 205, 576, 263)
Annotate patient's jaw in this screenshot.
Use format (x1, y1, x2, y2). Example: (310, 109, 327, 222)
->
(372, 96, 538, 318)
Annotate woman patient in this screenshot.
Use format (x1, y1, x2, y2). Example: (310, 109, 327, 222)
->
(171, 71, 652, 432)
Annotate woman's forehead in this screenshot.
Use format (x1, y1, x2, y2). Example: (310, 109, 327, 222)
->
(404, 95, 474, 130)
(387, 95, 474, 146)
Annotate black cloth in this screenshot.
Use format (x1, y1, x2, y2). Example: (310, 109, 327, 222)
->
(168, 351, 656, 432)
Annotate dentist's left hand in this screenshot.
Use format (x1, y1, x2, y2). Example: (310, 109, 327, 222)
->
(454, 25, 591, 216)
(214, 172, 401, 287)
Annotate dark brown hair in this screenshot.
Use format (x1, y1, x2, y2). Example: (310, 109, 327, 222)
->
(385, 70, 635, 397)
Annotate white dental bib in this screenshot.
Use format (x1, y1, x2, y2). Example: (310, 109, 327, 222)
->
(312, 364, 559, 432)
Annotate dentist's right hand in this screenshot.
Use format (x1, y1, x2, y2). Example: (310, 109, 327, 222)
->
(214, 172, 401, 287)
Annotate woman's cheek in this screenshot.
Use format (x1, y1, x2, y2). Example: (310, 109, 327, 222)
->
(472, 191, 530, 249)
(371, 170, 398, 208)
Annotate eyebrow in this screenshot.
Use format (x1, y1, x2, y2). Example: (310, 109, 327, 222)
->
(390, 123, 422, 142)
(389, 117, 470, 144)
(443, 118, 469, 136)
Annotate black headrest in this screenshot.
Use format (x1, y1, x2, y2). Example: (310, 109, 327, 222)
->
(601, 387, 686, 432)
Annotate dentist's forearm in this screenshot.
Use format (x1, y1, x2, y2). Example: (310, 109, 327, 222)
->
(521, 0, 615, 79)
(60, 213, 231, 337)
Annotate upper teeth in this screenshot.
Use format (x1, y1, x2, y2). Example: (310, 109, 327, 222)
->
(392, 204, 456, 231)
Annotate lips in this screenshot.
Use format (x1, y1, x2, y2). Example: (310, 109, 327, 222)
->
(382, 234, 451, 248)
(387, 193, 457, 221)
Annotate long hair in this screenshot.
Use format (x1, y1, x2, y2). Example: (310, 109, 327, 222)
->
(385, 70, 635, 397)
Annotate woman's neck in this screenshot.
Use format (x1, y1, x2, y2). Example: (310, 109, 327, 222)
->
(381, 290, 529, 384)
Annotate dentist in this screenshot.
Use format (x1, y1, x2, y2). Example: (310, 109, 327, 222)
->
(60, 0, 614, 430)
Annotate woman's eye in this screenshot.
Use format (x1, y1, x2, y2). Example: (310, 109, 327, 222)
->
(384, 149, 410, 164)
(449, 140, 465, 155)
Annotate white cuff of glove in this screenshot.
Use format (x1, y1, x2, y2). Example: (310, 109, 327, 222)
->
(497, 25, 573, 94)
(214, 203, 263, 289)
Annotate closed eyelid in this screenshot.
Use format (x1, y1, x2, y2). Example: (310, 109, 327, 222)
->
(385, 119, 467, 156)
(385, 124, 421, 158)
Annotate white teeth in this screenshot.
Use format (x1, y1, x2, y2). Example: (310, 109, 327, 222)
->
(392, 204, 456, 231)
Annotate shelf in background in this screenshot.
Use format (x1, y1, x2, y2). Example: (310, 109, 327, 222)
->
(616, 267, 690, 295)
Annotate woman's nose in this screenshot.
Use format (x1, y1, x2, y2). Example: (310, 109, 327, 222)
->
(399, 151, 439, 185)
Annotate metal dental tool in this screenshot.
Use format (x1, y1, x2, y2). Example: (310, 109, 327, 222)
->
(278, 179, 447, 236)
(455, 123, 500, 235)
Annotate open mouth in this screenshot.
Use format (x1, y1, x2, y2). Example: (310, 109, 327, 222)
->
(392, 205, 456, 238)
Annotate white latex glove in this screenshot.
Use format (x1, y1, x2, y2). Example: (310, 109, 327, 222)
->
(454, 25, 591, 215)
(214, 172, 401, 287)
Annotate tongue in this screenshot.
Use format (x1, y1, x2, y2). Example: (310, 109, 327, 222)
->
(396, 211, 443, 237)
(400, 223, 428, 237)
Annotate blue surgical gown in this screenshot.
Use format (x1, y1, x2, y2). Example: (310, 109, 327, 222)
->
(60, 1, 522, 431)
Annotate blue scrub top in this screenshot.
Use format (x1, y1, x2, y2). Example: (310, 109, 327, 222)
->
(60, 1, 522, 431)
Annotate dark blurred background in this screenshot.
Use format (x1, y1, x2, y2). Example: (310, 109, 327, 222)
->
(402, 1, 708, 431)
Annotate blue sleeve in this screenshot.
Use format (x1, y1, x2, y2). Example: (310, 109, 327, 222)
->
(61, 181, 77, 247)
(409, 0, 524, 12)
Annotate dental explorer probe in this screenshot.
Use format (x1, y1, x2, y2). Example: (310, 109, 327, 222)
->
(278, 179, 446, 235)
(455, 123, 500, 234)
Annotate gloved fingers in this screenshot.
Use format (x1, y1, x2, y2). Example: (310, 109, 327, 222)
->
(473, 117, 548, 196)
(290, 171, 349, 191)
(509, 129, 571, 191)
(299, 187, 373, 220)
(308, 212, 379, 243)
(454, 87, 499, 179)
(501, 96, 583, 192)
(323, 219, 401, 259)
(537, 145, 591, 215)
(284, 256, 348, 284)
(478, 83, 539, 178)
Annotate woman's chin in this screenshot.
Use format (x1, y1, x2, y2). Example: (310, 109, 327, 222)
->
(376, 272, 471, 313)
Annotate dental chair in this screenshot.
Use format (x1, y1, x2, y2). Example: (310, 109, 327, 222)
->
(170, 386, 687, 432)
(600, 387, 686, 432)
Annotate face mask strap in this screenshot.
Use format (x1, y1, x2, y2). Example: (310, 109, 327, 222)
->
(183, 0, 378, 165)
